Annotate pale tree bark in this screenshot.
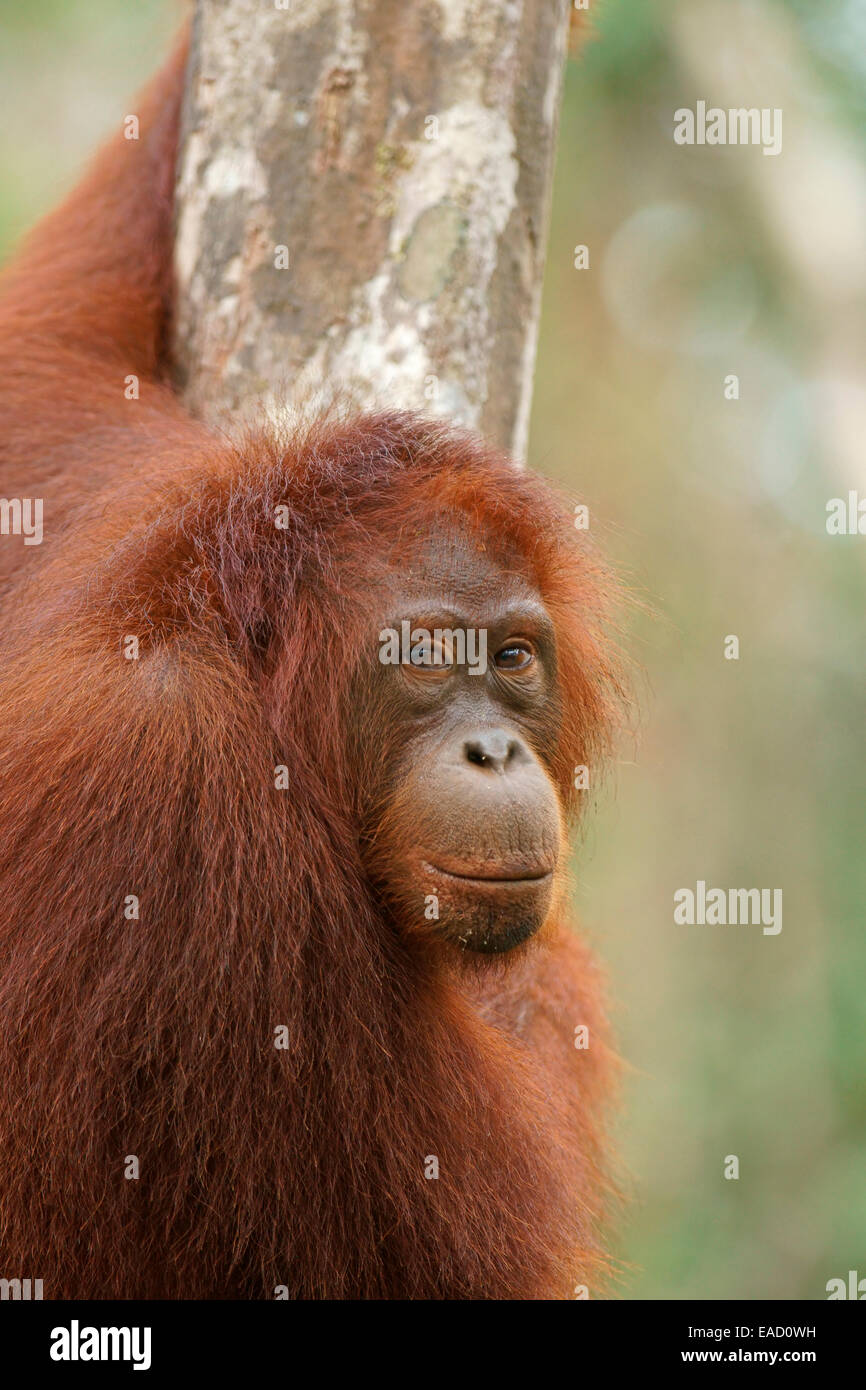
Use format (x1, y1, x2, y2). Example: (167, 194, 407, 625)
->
(174, 0, 572, 459)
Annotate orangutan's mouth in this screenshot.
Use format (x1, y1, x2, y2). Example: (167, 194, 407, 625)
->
(424, 861, 553, 886)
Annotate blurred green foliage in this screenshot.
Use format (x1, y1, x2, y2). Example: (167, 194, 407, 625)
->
(531, 0, 866, 1299)
(1, 0, 863, 1300)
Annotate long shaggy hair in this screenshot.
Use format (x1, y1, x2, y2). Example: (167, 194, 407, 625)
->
(0, 34, 624, 1300)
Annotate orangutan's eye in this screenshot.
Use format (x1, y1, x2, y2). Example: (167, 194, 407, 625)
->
(494, 641, 535, 672)
(408, 638, 454, 673)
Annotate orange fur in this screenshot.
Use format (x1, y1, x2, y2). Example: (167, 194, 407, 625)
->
(0, 34, 622, 1299)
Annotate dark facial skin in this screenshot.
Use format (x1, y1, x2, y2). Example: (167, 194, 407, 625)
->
(363, 526, 564, 955)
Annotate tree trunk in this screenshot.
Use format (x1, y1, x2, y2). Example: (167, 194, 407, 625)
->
(173, 0, 571, 460)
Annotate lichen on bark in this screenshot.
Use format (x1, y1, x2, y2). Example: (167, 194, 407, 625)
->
(174, 0, 571, 460)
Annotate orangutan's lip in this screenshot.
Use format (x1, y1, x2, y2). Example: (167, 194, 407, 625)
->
(423, 861, 553, 885)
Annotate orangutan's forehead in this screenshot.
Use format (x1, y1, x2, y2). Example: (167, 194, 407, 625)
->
(382, 528, 541, 622)
(393, 520, 529, 591)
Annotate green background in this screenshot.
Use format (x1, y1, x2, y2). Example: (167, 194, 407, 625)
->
(2, 0, 864, 1299)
